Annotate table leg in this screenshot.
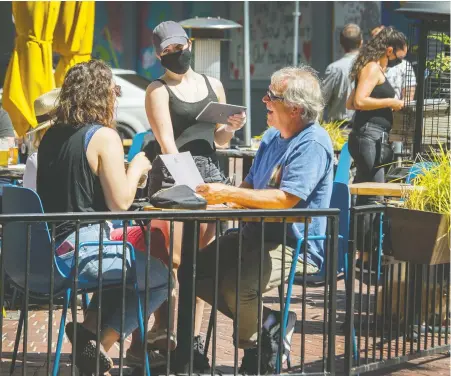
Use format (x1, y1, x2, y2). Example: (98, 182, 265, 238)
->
(173, 221, 196, 373)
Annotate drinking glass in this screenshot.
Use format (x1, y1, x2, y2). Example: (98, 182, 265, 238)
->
(9, 138, 19, 165)
(125, 160, 148, 189)
(0, 138, 9, 167)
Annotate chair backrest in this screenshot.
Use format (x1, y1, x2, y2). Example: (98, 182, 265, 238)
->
(306, 181, 350, 281)
(406, 161, 436, 184)
(2, 186, 66, 295)
(334, 142, 352, 185)
(329, 181, 350, 273)
(127, 131, 152, 162)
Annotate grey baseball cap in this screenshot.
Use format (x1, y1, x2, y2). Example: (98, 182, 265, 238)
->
(152, 21, 189, 55)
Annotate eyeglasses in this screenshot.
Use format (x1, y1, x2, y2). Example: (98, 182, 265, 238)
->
(114, 84, 122, 97)
(266, 89, 284, 102)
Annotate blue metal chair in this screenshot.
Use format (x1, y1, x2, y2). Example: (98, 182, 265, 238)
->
(2, 186, 151, 376)
(127, 131, 152, 162)
(406, 161, 436, 184)
(276, 181, 351, 371)
(334, 142, 352, 185)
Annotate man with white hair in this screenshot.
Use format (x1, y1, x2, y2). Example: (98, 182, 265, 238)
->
(195, 66, 334, 373)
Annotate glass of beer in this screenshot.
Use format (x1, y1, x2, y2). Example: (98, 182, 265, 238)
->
(9, 138, 19, 165)
(124, 160, 148, 189)
(0, 138, 9, 167)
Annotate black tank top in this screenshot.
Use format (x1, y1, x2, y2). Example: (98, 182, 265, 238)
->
(353, 77, 396, 131)
(154, 74, 218, 157)
(37, 124, 108, 240)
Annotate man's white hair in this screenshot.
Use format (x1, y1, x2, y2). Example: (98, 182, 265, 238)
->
(271, 65, 324, 122)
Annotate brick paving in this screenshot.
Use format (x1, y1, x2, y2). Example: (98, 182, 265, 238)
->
(1, 280, 449, 375)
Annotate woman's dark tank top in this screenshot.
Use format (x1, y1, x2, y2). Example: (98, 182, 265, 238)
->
(37, 124, 107, 240)
(154, 74, 218, 157)
(353, 77, 396, 132)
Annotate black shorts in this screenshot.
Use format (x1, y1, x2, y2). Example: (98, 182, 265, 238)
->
(148, 155, 230, 198)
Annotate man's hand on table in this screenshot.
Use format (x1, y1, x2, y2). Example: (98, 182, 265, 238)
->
(196, 183, 234, 205)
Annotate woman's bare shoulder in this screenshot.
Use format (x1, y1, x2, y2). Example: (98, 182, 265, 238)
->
(362, 61, 382, 75)
(146, 81, 170, 105)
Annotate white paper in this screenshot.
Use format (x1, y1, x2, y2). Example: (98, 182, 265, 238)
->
(159, 152, 204, 191)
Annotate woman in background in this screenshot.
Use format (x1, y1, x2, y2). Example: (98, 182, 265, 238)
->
(347, 26, 406, 205)
(346, 26, 406, 267)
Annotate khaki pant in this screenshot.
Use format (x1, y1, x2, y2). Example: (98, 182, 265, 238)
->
(196, 232, 318, 349)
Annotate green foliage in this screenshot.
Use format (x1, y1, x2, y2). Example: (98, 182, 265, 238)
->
(428, 33, 451, 46)
(403, 145, 451, 216)
(426, 33, 450, 77)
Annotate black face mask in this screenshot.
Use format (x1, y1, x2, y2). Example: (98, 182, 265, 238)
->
(160, 49, 192, 74)
(387, 55, 403, 68)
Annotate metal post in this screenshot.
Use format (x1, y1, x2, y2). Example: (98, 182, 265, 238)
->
(413, 21, 428, 156)
(243, 1, 252, 146)
(293, 1, 301, 66)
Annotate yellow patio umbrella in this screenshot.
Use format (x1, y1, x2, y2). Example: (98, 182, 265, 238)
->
(3, 1, 61, 136)
(54, 1, 95, 87)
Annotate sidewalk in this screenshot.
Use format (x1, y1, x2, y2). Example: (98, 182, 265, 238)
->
(1, 280, 449, 375)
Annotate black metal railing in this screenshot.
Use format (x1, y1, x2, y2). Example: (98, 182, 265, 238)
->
(345, 205, 450, 375)
(0, 208, 339, 376)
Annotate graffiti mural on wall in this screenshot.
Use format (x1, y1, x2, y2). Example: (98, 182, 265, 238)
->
(92, 2, 124, 68)
(332, 2, 381, 61)
(228, 2, 313, 80)
(381, 1, 411, 38)
(136, 2, 174, 79)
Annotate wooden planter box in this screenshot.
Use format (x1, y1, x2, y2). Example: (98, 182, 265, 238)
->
(386, 207, 450, 265)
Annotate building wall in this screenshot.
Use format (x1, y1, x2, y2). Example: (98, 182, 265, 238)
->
(0, 1, 413, 139)
(92, 1, 335, 138)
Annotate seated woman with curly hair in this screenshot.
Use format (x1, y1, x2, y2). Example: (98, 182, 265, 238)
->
(37, 60, 169, 374)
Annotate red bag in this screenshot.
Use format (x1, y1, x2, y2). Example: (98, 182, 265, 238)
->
(110, 220, 170, 267)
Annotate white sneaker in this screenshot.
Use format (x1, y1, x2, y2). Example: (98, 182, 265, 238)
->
(282, 311, 297, 363)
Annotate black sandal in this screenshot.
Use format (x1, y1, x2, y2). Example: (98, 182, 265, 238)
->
(65, 322, 113, 374)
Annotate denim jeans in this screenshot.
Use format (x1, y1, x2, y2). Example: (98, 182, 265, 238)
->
(348, 122, 389, 205)
(348, 122, 389, 250)
(196, 232, 318, 349)
(57, 224, 169, 336)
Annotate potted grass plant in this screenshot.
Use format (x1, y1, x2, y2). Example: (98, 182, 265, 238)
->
(386, 146, 450, 265)
(320, 120, 348, 152)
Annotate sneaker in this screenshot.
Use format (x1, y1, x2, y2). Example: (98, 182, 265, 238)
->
(64, 322, 113, 374)
(193, 335, 210, 372)
(147, 327, 177, 351)
(238, 310, 297, 374)
(238, 345, 275, 375)
(280, 311, 297, 363)
(238, 348, 259, 375)
(125, 348, 167, 369)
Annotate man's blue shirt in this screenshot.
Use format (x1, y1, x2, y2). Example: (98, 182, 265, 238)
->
(243, 122, 333, 270)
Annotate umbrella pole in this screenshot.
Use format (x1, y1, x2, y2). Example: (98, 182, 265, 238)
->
(243, 1, 251, 146)
(293, 1, 301, 66)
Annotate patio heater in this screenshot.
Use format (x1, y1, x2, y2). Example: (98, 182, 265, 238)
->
(179, 17, 241, 80)
(394, 1, 450, 158)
